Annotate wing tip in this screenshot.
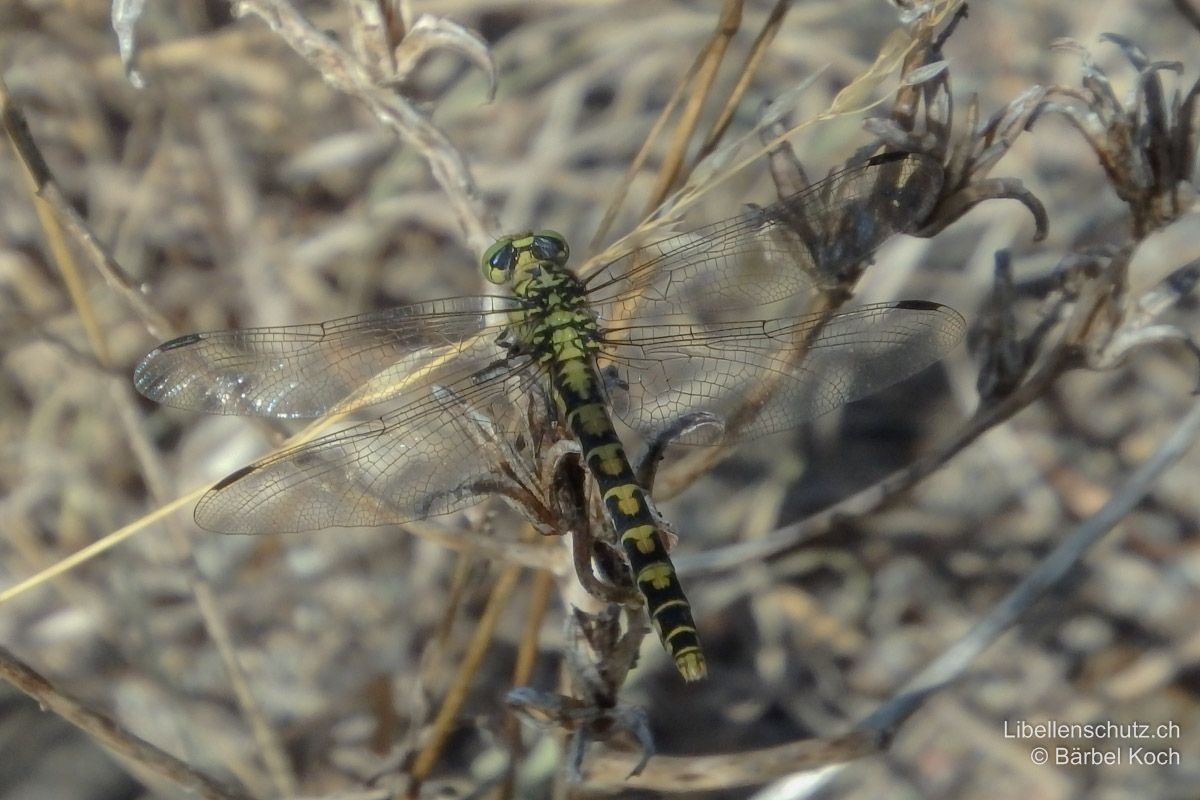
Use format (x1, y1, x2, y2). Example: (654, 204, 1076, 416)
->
(133, 334, 204, 398)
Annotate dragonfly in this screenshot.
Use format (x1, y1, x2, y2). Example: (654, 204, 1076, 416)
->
(134, 151, 965, 682)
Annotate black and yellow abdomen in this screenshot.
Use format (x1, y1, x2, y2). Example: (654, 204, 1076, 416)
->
(483, 230, 706, 681)
(556, 356, 706, 682)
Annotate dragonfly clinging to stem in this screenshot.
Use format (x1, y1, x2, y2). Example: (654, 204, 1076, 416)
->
(134, 151, 965, 681)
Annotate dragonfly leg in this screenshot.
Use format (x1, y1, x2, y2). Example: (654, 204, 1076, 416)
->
(506, 686, 656, 782)
(634, 410, 724, 490)
(570, 527, 639, 605)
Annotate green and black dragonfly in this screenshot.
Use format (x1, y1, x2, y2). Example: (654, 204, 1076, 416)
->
(134, 151, 965, 681)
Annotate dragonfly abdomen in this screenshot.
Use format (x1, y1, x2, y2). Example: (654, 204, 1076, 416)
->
(556, 357, 707, 682)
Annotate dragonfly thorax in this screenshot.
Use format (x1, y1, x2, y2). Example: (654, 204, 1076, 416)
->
(483, 231, 600, 365)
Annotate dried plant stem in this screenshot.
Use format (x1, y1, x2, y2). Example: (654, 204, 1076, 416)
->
(595, 371, 1200, 797)
(233, 0, 496, 251)
(694, 0, 791, 165)
(741, 396, 1200, 800)
(678, 344, 1071, 579)
(641, 0, 744, 215)
(406, 563, 523, 793)
(500, 569, 555, 799)
(864, 399, 1200, 734)
(580, 728, 881, 792)
(439, 551, 482, 655)
(513, 570, 554, 685)
(589, 28, 704, 249)
(192, 581, 299, 797)
(0, 645, 252, 800)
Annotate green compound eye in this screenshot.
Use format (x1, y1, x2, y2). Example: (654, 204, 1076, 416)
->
(530, 230, 569, 263)
(482, 238, 515, 283)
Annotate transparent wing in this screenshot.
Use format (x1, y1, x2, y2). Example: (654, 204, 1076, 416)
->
(584, 152, 943, 322)
(602, 301, 965, 443)
(134, 296, 522, 418)
(192, 338, 546, 533)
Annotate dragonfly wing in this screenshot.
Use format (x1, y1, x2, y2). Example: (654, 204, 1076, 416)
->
(603, 301, 965, 444)
(134, 296, 521, 418)
(586, 152, 943, 321)
(193, 341, 545, 532)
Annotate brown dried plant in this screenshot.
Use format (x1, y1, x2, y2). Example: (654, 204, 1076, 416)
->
(1, 2, 1199, 799)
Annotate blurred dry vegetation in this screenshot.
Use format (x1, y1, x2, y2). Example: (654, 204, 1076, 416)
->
(2, 1, 1200, 798)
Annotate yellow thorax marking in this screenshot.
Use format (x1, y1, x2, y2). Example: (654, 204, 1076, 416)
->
(546, 308, 582, 327)
(551, 326, 581, 345)
(553, 342, 585, 361)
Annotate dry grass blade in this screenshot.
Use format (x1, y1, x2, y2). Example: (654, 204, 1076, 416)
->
(406, 564, 523, 795)
(0, 78, 166, 351)
(192, 581, 299, 797)
(498, 569, 555, 798)
(587, 19, 715, 250)
(0, 490, 199, 605)
(693, 0, 792, 166)
(590, 0, 965, 256)
(0, 645, 252, 800)
(512, 570, 554, 687)
(640, 0, 744, 216)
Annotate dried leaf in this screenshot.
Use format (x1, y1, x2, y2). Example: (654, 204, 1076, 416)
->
(901, 59, 950, 87)
(346, 0, 396, 81)
(392, 14, 496, 101)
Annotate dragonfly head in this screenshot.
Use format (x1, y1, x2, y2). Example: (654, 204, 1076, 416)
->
(482, 230, 570, 285)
